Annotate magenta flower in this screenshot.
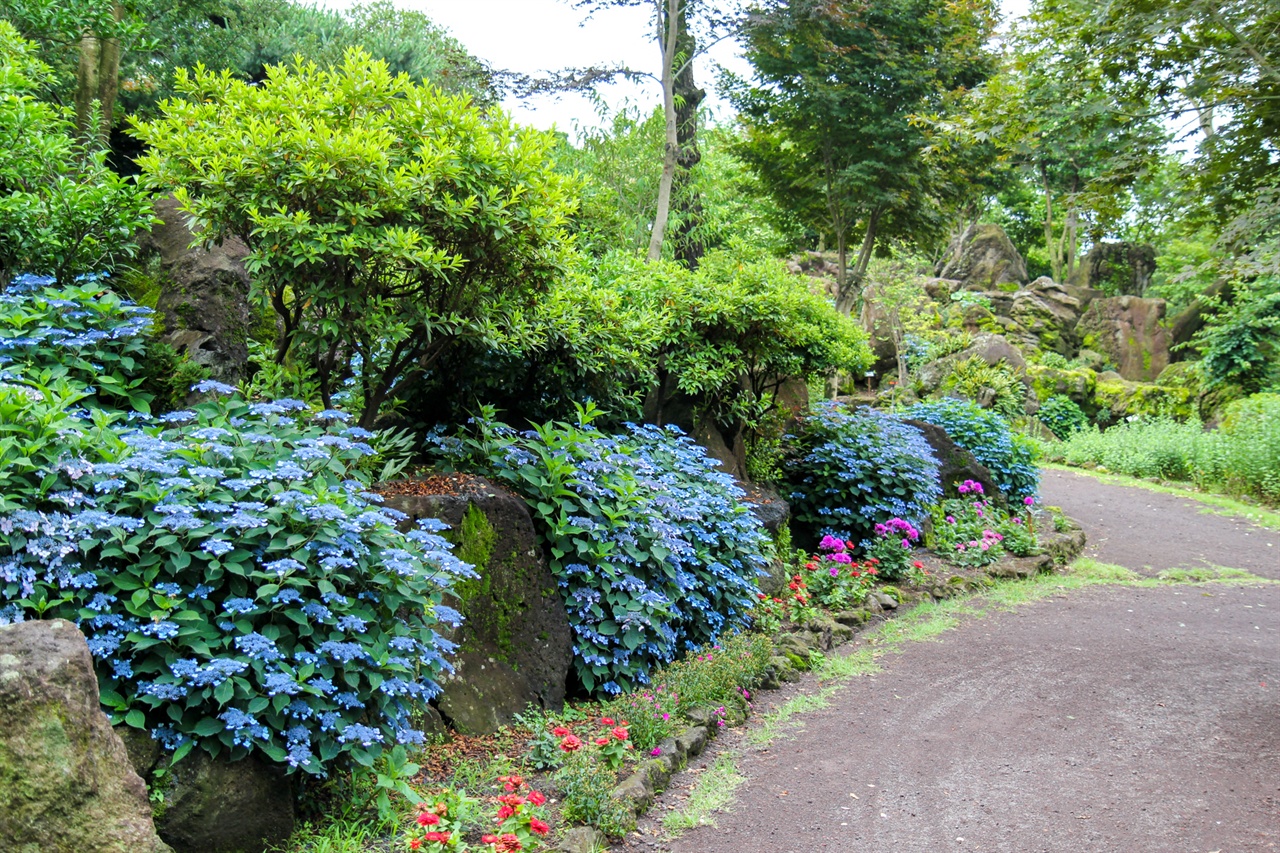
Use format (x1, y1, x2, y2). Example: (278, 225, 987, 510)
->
(1024, 496, 1035, 506)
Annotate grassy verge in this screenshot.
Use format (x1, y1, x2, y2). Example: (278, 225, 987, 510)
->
(1042, 462, 1280, 532)
(659, 557, 1277, 839)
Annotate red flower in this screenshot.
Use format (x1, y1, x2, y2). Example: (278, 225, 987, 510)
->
(417, 811, 440, 826)
(409, 841, 421, 851)
(913, 560, 924, 569)
(559, 734, 582, 752)
(595, 736, 609, 746)
(600, 717, 616, 726)
(482, 835, 499, 845)
(498, 835, 524, 853)
(867, 558, 880, 565)
(529, 817, 550, 836)
(423, 832, 450, 844)
(498, 794, 526, 808)
(496, 805, 515, 821)
(612, 726, 629, 740)
(804, 561, 817, 570)
(527, 790, 546, 806)
(552, 726, 570, 737)
(499, 774, 525, 792)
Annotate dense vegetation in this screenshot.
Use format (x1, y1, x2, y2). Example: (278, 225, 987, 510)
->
(1, 0, 1278, 847)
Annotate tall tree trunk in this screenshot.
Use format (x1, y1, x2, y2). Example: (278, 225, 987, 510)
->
(73, 4, 123, 140)
(671, 1, 706, 270)
(1040, 162, 1062, 282)
(647, 0, 681, 262)
(834, 208, 882, 316)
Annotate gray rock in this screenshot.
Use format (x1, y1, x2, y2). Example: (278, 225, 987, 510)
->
(558, 826, 609, 853)
(0, 619, 172, 853)
(937, 223, 1029, 290)
(833, 609, 871, 628)
(155, 752, 294, 853)
(1068, 242, 1157, 296)
(138, 196, 255, 385)
(873, 592, 899, 611)
(917, 333, 1029, 396)
(611, 774, 653, 812)
(673, 726, 709, 758)
(382, 476, 573, 734)
(1076, 295, 1171, 382)
(902, 418, 1001, 499)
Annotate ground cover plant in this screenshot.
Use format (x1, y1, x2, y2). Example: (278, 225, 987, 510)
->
(783, 402, 942, 547)
(436, 406, 770, 694)
(929, 480, 1039, 567)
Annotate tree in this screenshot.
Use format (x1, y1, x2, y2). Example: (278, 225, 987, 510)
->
(727, 0, 997, 315)
(133, 50, 578, 428)
(0, 21, 151, 282)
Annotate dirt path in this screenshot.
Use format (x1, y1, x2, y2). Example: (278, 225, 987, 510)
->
(636, 470, 1280, 853)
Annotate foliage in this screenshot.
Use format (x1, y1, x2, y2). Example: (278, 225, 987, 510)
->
(1037, 394, 1089, 440)
(401, 776, 551, 852)
(905, 398, 1040, 498)
(940, 356, 1026, 419)
(863, 520, 923, 582)
(795, 536, 880, 610)
(0, 24, 152, 283)
(604, 688, 678, 753)
(611, 250, 871, 433)
(436, 407, 769, 694)
(0, 274, 158, 412)
(649, 632, 772, 716)
(1195, 273, 1280, 394)
(726, 0, 998, 308)
(783, 402, 942, 546)
(0, 383, 471, 776)
(553, 752, 634, 837)
(133, 49, 578, 427)
(929, 481, 1038, 567)
(1055, 418, 1204, 482)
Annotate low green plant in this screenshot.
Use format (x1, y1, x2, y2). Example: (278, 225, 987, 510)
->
(604, 688, 679, 753)
(1036, 351, 1071, 369)
(940, 356, 1026, 419)
(651, 633, 772, 716)
(1036, 394, 1089, 439)
(553, 752, 635, 836)
(930, 480, 1039, 567)
(906, 398, 1040, 498)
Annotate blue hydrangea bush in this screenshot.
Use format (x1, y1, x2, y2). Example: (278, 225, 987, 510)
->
(905, 398, 1041, 498)
(1, 274, 156, 412)
(783, 403, 942, 547)
(437, 406, 769, 694)
(0, 280, 471, 775)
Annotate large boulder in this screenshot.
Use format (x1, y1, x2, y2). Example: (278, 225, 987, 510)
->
(146, 752, 294, 853)
(917, 333, 1029, 396)
(137, 196, 256, 384)
(643, 378, 747, 479)
(1093, 377, 1195, 424)
(1027, 364, 1098, 413)
(0, 619, 172, 853)
(1068, 242, 1157, 296)
(902, 419, 1000, 500)
(1076, 295, 1171, 382)
(936, 223, 1029, 291)
(1008, 282, 1082, 357)
(379, 474, 574, 734)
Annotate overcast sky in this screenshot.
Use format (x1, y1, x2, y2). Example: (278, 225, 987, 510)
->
(322, 0, 1031, 136)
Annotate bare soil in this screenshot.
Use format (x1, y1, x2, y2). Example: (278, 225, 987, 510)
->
(627, 468, 1280, 853)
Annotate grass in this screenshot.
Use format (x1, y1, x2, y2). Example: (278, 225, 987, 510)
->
(1043, 462, 1280, 532)
(269, 818, 383, 853)
(660, 753, 746, 833)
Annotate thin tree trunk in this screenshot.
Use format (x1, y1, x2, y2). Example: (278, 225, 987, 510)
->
(647, 0, 681, 262)
(73, 4, 123, 139)
(1040, 162, 1061, 282)
(74, 33, 102, 133)
(671, 0, 706, 270)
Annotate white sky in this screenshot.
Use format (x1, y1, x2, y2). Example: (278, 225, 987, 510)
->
(323, 0, 1031, 137)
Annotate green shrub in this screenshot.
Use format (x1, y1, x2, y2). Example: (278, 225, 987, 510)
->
(134, 48, 578, 428)
(940, 356, 1026, 419)
(905, 399, 1040, 498)
(1058, 417, 1204, 481)
(0, 383, 469, 775)
(438, 407, 770, 694)
(1211, 394, 1280, 502)
(554, 753, 635, 835)
(783, 403, 942, 546)
(651, 633, 773, 716)
(1037, 351, 1071, 369)
(0, 24, 152, 283)
(1037, 395, 1089, 439)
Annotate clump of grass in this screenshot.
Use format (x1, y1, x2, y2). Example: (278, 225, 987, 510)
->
(661, 753, 745, 833)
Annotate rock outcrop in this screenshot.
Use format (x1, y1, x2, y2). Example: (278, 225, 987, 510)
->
(0, 619, 172, 853)
(380, 475, 574, 734)
(1076, 295, 1171, 382)
(148, 752, 295, 853)
(1068, 242, 1157, 296)
(936, 223, 1029, 291)
(137, 196, 256, 384)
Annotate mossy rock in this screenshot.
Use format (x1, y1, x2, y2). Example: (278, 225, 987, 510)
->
(1093, 379, 1194, 422)
(381, 476, 574, 733)
(1027, 364, 1098, 412)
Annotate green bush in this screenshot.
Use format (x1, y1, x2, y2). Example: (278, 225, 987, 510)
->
(905, 399, 1040, 498)
(651, 633, 773, 717)
(1057, 418, 1204, 482)
(0, 24, 152, 283)
(1206, 394, 1280, 502)
(940, 356, 1026, 419)
(554, 753, 635, 835)
(134, 48, 578, 428)
(1037, 395, 1089, 439)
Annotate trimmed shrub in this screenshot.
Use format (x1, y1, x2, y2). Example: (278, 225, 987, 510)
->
(782, 403, 942, 546)
(0, 385, 470, 774)
(905, 398, 1040, 498)
(436, 407, 770, 694)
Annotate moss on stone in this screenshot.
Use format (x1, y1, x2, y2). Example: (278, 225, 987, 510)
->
(445, 503, 528, 663)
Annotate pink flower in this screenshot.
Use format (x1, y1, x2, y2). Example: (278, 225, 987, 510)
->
(1024, 496, 1035, 506)
(651, 747, 663, 756)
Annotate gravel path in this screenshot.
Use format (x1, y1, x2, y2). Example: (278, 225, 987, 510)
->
(641, 469, 1280, 853)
